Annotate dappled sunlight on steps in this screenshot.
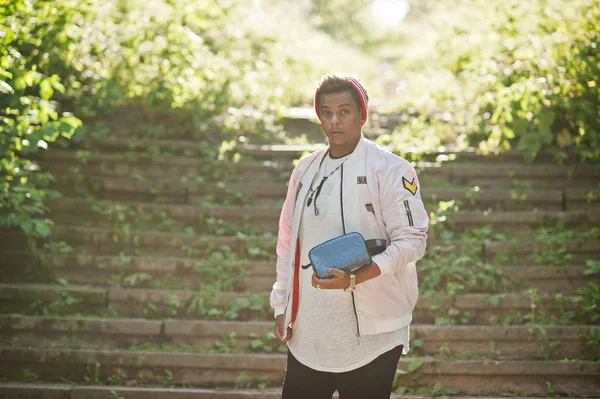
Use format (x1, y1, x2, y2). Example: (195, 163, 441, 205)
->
(2, 135, 600, 397)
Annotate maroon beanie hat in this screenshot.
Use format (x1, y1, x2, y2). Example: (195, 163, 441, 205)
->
(314, 75, 369, 126)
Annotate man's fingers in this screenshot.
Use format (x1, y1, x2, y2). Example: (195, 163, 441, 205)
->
(274, 326, 283, 341)
(281, 327, 293, 343)
(275, 327, 292, 343)
(311, 269, 350, 290)
(328, 268, 347, 278)
(274, 318, 292, 343)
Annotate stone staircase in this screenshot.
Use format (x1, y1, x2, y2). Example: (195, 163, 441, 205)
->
(1, 131, 599, 398)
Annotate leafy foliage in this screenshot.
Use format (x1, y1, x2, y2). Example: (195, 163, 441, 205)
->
(381, 0, 600, 162)
(1, 0, 83, 247)
(0, 0, 383, 251)
(309, 0, 373, 48)
(473, 0, 600, 161)
(419, 226, 515, 297)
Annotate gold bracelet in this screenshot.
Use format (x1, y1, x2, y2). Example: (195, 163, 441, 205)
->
(344, 273, 356, 292)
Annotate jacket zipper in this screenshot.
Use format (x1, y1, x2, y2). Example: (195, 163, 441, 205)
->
(341, 164, 361, 344)
(351, 291, 361, 344)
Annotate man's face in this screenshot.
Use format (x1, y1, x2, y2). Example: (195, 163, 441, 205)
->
(318, 91, 363, 151)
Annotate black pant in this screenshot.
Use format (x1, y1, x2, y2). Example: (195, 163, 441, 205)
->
(282, 344, 403, 399)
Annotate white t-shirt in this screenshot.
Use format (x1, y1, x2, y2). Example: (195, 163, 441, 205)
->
(287, 153, 409, 373)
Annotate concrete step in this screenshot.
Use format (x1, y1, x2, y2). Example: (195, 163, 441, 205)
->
(86, 134, 596, 165)
(0, 283, 586, 324)
(51, 173, 600, 211)
(436, 208, 599, 234)
(87, 136, 284, 156)
(47, 226, 275, 258)
(0, 225, 274, 255)
(46, 198, 600, 235)
(447, 163, 600, 183)
(34, 148, 600, 188)
(1, 315, 596, 361)
(0, 383, 580, 399)
(420, 173, 600, 190)
(0, 383, 289, 399)
(3, 225, 598, 265)
(52, 173, 272, 206)
(0, 347, 598, 396)
(0, 252, 593, 296)
(33, 149, 292, 183)
(47, 226, 600, 263)
(246, 141, 594, 165)
(2, 226, 598, 267)
(419, 162, 600, 189)
(1, 384, 287, 399)
(73, 135, 455, 162)
(48, 198, 281, 234)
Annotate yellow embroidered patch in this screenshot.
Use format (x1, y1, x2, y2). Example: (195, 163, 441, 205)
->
(402, 177, 417, 195)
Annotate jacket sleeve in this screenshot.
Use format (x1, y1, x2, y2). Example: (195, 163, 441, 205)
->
(371, 160, 429, 276)
(269, 166, 299, 318)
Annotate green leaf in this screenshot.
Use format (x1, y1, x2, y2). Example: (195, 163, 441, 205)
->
(60, 116, 82, 128)
(40, 79, 54, 100)
(41, 125, 58, 142)
(51, 76, 65, 93)
(0, 80, 14, 94)
(59, 122, 75, 139)
(23, 71, 36, 87)
(394, 386, 407, 395)
(0, 70, 13, 79)
(39, 107, 49, 125)
(147, 303, 159, 312)
(250, 340, 262, 349)
(407, 358, 423, 373)
(489, 296, 500, 308)
(56, 278, 69, 287)
(34, 220, 51, 238)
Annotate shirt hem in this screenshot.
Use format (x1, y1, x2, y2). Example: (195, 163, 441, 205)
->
(287, 339, 409, 373)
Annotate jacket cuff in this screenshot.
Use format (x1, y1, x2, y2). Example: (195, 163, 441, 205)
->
(372, 253, 393, 276)
(273, 306, 286, 319)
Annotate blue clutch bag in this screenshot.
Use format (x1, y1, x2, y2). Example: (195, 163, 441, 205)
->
(305, 232, 372, 279)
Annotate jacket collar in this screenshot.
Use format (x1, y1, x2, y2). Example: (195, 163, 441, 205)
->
(323, 135, 366, 168)
(295, 135, 367, 202)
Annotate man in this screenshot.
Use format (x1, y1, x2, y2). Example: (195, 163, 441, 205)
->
(270, 74, 429, 399)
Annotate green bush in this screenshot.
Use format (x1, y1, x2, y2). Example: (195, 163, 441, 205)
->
(2, 0, 377, 248)
(473, 0, 600, 161)
(384, 0, 599, 162)
(61, 0, 291, 134)
(1, 0, 83, 248)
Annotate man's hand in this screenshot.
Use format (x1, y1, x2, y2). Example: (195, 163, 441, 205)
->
(311, 268, 350, 290)
(274, 314, 292, 343)
(311, 262, 382, 290)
